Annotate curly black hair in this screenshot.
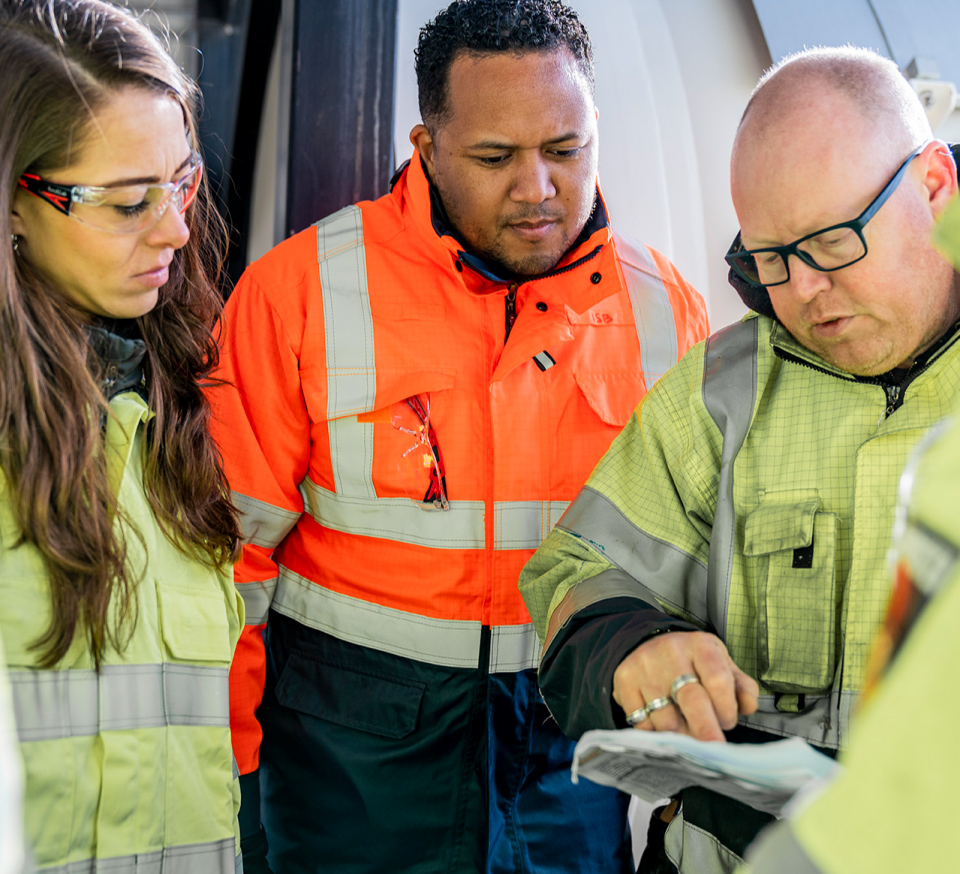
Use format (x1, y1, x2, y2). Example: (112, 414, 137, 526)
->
(415, 0, 594, 129)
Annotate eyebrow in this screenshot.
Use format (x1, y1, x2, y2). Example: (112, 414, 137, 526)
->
(467, 132, 584, 150)
(95, 153, 194, 188)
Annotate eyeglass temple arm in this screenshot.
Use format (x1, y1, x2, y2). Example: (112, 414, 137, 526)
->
(18, 174, 73, 216)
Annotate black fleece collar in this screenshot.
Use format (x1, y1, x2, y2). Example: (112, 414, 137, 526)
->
(85, 321, 148, 402)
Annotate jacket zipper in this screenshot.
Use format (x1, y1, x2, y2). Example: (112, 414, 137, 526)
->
(498, 245, 605, 343)
(505, 282, 518, 341)
(883, 384, 902, 418)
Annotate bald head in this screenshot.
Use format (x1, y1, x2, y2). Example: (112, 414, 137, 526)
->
(729, 46, 959, 377)
(734, 47, 932, 177)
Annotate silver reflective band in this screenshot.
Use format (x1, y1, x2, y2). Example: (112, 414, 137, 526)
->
(318, 205, 375, 420)
(544, 567, 667, 654)
(740, 689, 855, 751)
(233, 491, 300, 549)
(303, 477, 572, 552)
(493, 501, 568, 550)
(300, 476, 485, 550)
(10, 663, 229, 742)
(556, 487, 708, 619)
(664, 810, 747, 874)
(489, 623, 542, 672)
(236, 578, 277, 626)
(328, 415, 376, 500)
(271, 570, 537, 671)
(35, 837, 237, 874)
(702, 319, 760, 638)
(613, 232, 678, 388)
(273, 569, 482, 668)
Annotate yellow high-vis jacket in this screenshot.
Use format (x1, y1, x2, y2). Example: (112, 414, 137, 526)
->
(740, 178, 960, 874)
(745, 406, 960, 873)
(0, 384, 244, 872)
(520, 309, 960, 873)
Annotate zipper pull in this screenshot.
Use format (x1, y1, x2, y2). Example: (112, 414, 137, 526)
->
(883, 384, 902, 420)
(505, 283, 518, 341)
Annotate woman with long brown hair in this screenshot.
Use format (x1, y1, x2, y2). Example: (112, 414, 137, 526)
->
(0, 0, 245, 869)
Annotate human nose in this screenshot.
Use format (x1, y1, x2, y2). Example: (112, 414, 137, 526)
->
(145, 198, 190, 250)
(510, 153, 556, 204)
(784, 253, 830, 303)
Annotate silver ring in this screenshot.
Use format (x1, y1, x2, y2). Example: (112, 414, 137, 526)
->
(670, 673, 700, 702)
(644, 696, 673, 716)
(625, 706, 650, 727)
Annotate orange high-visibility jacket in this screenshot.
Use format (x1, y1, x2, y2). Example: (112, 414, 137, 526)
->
(210, 153, 709, 783)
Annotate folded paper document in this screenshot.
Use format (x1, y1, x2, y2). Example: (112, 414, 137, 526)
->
(572, 729, 839, 817)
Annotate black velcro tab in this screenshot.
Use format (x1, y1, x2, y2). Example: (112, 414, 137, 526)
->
(792, 540, 814, 569)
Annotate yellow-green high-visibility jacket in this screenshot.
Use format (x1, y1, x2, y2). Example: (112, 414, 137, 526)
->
(741, 164, 960, 874)
(520, 309, 960, 874)
(0, 390, 244, 873)
(743, 408, 960, 874)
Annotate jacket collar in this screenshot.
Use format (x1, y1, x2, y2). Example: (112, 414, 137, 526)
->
(86, 321, 148, 401)
(768, 314, 960, 383)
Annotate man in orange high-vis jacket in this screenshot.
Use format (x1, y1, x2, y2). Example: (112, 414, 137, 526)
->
(209, 2, 709, 872)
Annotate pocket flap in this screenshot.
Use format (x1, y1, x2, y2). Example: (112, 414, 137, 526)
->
(276, 652, 424, 739)
(157, 583, 232, 662)
(744, 493, 821, 556)
(574, 370, 645, 427)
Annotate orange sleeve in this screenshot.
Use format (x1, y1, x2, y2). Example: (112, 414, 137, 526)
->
(208, 264, 313, 775)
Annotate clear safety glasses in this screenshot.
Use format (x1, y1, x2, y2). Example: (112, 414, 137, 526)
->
(18, 151, 204, 234)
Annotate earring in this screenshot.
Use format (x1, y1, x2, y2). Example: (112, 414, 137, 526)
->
(11, 234, 18, 254)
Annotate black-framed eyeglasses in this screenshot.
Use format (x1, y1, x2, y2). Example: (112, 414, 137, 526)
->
(725, 142, 928, 288)
(17, 150, 203, 235)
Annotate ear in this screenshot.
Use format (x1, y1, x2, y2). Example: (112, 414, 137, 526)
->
(10, 191, 26, 237)
(922, 141, 958, 219)
(410, 124, 436, 183)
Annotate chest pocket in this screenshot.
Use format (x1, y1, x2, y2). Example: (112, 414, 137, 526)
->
(744, 493, 839, 693)
(157, 581, 232, 664)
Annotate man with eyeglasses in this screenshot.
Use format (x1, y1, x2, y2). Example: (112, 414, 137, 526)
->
(520, 46, 960, 874)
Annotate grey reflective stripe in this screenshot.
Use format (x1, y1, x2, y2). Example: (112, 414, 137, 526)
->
(740, 689, 853, 750)
(236, 578, 277, 626)
(664, 810, 745, 874)
(746, 823, 824, 874)
(236, 849, 243, 874)
(543, 567, 670, 653)
(35, 837, 237, 874)
(542, 487, 708, 649)
(272, 568, 482, 668)
(328, 415, 376, 500)
(489, 623, 542, 672)
(300, 476, 485, 549)
(315, 206, 378, 500)
(702, 319, 759, 637)
(614, 232, 678, 388)
(493, 501, 568, 550)
(318, 205, 375, 420)
(10, 663, 229, 742)
(232, 492, 300, 549)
